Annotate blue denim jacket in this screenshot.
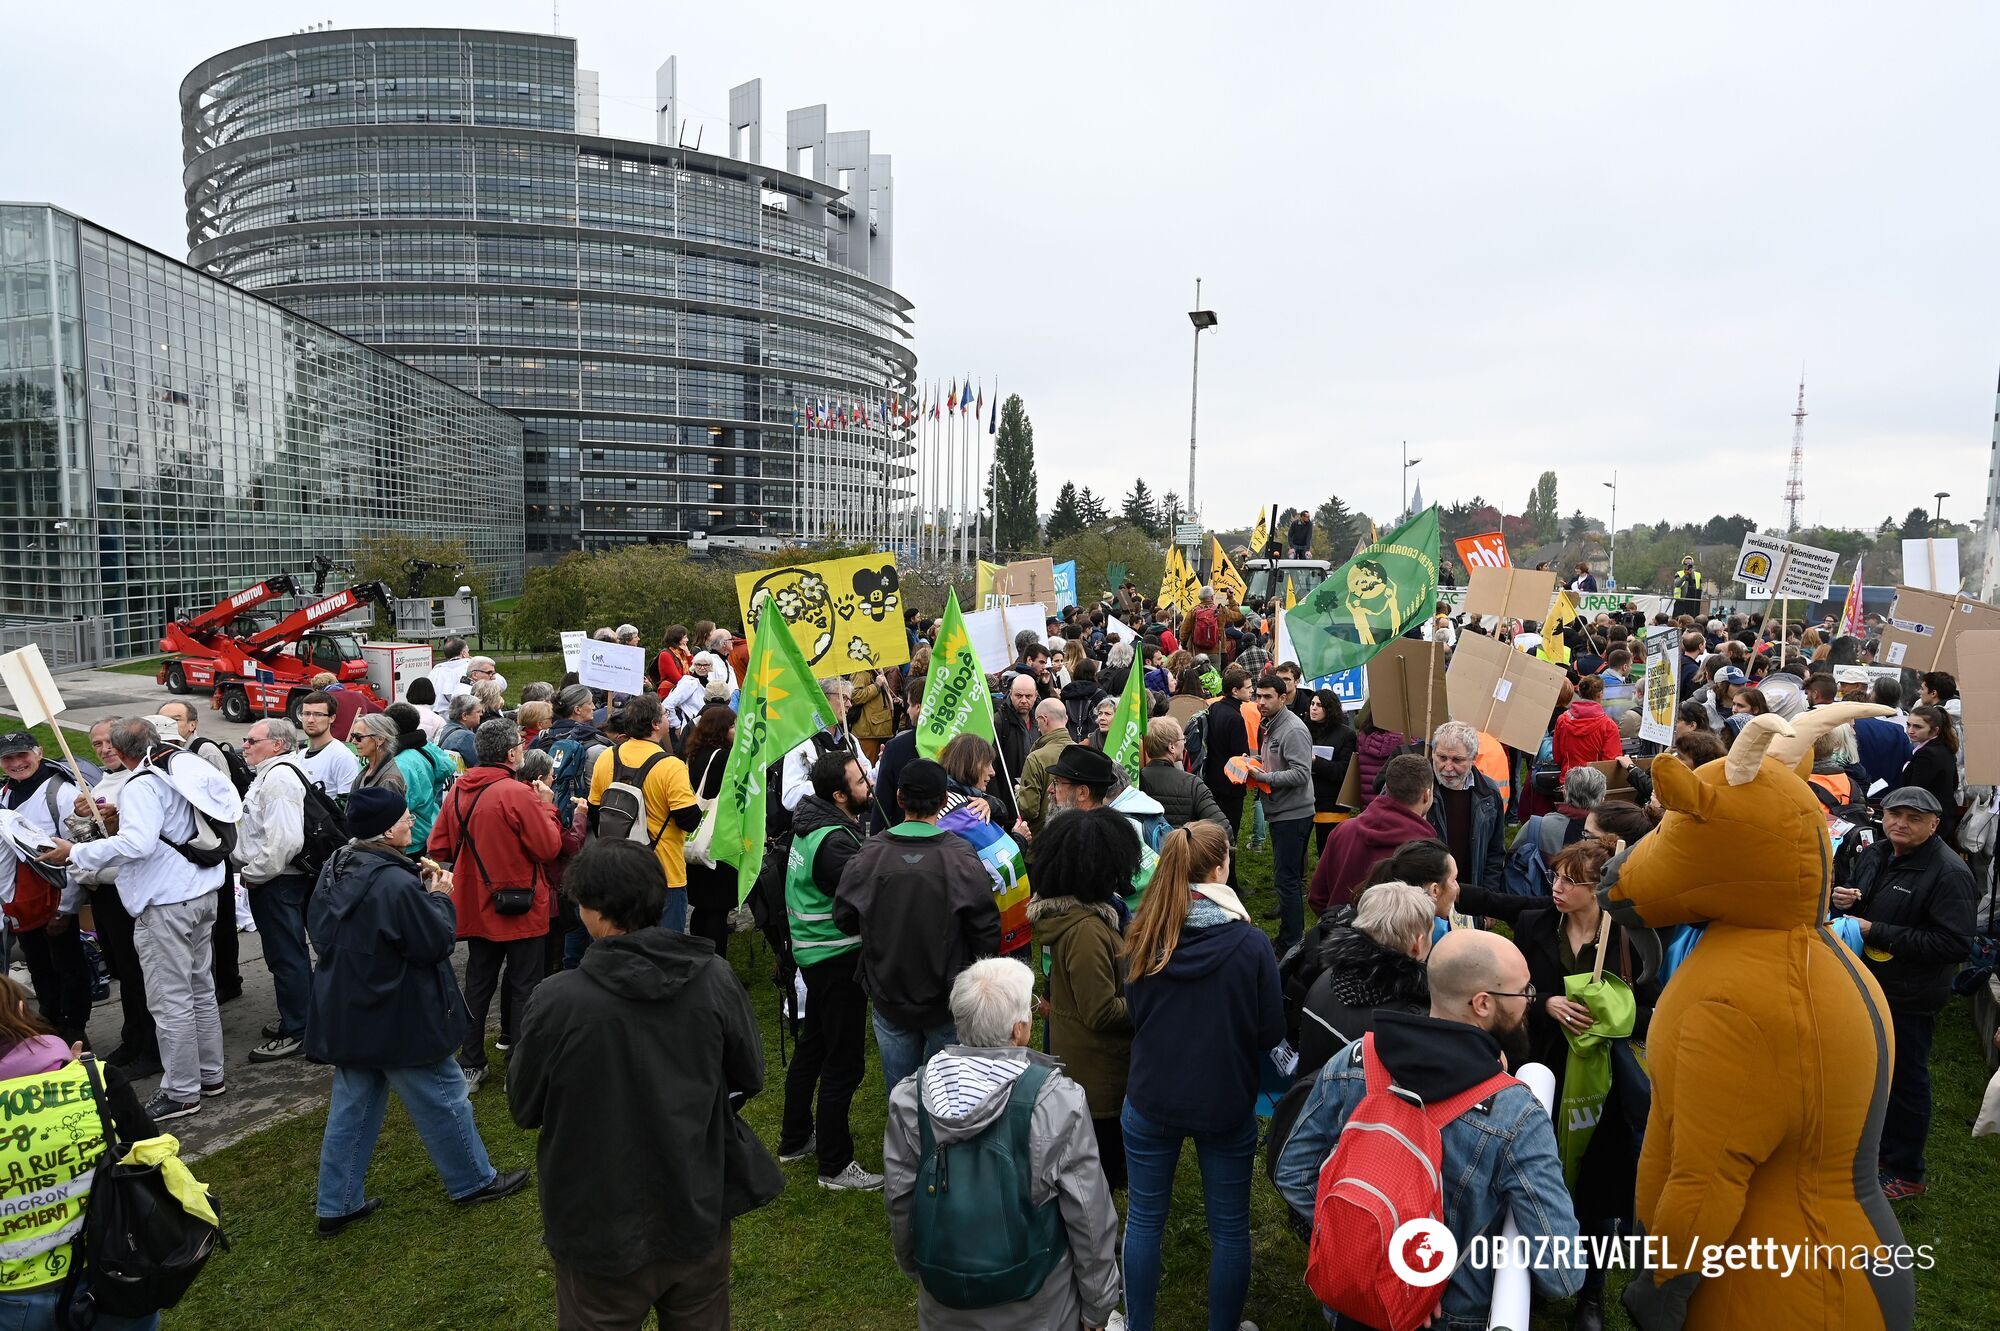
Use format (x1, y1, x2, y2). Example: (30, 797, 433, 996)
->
(1274, 1038, 1583, 1330)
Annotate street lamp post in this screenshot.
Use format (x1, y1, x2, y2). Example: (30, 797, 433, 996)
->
(1401, 441, 1422, 519)
(1602, 472, 1618, 587)
(1187, 282, 1218, 527)
(1934, 490, 1951, 535)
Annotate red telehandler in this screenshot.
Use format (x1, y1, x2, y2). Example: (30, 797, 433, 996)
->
(158, 563, 392, 722)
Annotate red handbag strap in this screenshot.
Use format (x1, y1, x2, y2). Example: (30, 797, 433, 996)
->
(1425, 1070, 1521, 1126)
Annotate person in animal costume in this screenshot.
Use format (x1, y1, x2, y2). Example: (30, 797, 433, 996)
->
(1600, 705, 1915, 1330)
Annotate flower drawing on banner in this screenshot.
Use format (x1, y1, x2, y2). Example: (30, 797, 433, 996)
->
(748, 567, 836, 666)
(847, 636, 877, 665)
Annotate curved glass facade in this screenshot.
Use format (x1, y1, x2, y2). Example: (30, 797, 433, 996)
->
(181, 29, 916, 554)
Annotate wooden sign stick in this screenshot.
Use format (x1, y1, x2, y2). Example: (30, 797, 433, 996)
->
(17, 669, 108, 837)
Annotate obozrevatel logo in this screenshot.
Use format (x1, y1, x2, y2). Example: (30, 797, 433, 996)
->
(1387, 1218, 1456, 1287)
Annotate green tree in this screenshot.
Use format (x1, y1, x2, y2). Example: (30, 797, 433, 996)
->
(1315, 495, 1358, 557)
(990, 394, 1040, 552)
(1159, 491, 1183, 536)
(1044, 482, 1085, 543)
(512, 546, 739, 651)
(1121, 478, 1161, 536)
(1566, 509, 1590, 543)
(351, 533, 492, 637)
(1051, 525, 1167, 610)
(1077, 487, 1111, 526)
(1523, 471, 1560, 542)
(1899, 507, 1934, 539)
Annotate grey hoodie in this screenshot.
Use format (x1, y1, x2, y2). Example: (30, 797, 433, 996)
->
(885, 1045, 1122, 1330)
(1257, 702, 1317, 823)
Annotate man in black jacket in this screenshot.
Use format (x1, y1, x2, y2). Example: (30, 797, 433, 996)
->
(1426, 721, 1508, 896)
(834, 760, 1000, 1097)
(994, 672, 1039, 790)
(1138, 718, 1229, 831)
(779, 750, 879, 1190)
(1202, 668, 1255, 847)
(511, 840, 770, 1327)
(1831, 786, 1975, 1202)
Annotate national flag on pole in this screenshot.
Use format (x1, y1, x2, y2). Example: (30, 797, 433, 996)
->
(1106, 643, 1149, 783)
(947, 381, 958, 412)
(1839, 559, 1866, 638)
(975, 384, 984, 419)
(988, 395, 998, 435)
(709, 611, 838, 902)
(1210, 536, 1247, 602)
(1286, 506, 1441, 680)
(915, 589, 998, 761)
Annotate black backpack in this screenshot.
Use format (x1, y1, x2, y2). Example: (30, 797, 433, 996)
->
(201, 738, 256, 797)
(57, 1056, 224, 1324)
(277, 762, 350, 878)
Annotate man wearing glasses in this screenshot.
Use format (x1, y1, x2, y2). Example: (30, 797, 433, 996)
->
(1274, 930, 1581, 1326)
(295, 690, 361, 798)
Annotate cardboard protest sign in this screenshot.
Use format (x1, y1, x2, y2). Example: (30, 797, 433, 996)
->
(1954, 630, 2000, 784)
(964, 603, 1051, 676)
(1733, 532, 1839, 601)
(1463, 567, 1558, 623)
(1104, 614, 1139, 650)
(1637, 624, 1679, 746)
(1877, 587, 2000, 676)
(1445, 630, 1569, 755)
(737, 553, 910, 679)
(578, 640, 646, 696)
(0, 645, 106, 829)
(1900, 539, 1960, 594)
(1365, 640, 1447, 743)
(559, 630, 586, 673)
(1588, 757, 1650, 804)
(988, 558, 1057, 609)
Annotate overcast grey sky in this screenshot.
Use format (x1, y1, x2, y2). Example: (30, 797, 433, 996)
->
(11, 1, 1997, 535)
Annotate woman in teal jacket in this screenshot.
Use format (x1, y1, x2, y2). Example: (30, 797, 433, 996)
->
(387, 702, 457, 845)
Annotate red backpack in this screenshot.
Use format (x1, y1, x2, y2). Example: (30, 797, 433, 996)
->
(1304, 1033, 1517, 1331)
(1190, 605, 1220, 650)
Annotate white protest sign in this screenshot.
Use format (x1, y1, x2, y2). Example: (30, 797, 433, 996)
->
(1637, 625, 1679, 746)
(559, 630, 587, 673)
(0, 644, 66, 727)
(1733, 532, 1839, 601)
(1104, 614, 1138, 649)
(1901, 539, 1960, 593)
(578, 640, 646, 696)
(964, 603, 1051, 676)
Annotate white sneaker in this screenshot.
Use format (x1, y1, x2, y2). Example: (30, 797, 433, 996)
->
(1105, 1313, 1128, 1331)
(816, 1161, 885, 1191)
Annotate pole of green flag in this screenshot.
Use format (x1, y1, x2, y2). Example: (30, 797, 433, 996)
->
(1106, 640, 1149, 783)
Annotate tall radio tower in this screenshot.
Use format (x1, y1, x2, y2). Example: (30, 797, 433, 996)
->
(1784, 374, 1807, 535)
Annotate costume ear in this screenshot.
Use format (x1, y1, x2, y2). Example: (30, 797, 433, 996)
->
(1650, 752, 1714, 820)
(1725, 713, 1793, 787)
(1765, 701, 1893, 773)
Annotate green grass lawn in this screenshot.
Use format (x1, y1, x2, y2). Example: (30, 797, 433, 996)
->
(104, 657, 166, 678)
(161, 834, 2000, 1330)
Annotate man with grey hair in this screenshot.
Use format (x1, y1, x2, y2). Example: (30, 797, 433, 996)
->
(1504, 764, 1609, 895)
(1426, 720, 1507, 895)
(234, 715, 315, 1062)
(426, 716, 564, 1091)
(779, 676, 855, 816)
(42, 717, 242, 1121)
(884, 956, 1121, 1330)
(518, 680, 554, 707)
(425, 635, 471, 716)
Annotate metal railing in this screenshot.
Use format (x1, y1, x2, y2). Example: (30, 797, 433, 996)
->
(0, 618, 115, 671)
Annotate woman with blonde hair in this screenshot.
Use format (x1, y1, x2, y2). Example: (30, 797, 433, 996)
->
(1118, 822, 1281, 1331)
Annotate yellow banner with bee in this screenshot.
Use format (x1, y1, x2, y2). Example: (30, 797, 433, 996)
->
(736, 554, 911, 680)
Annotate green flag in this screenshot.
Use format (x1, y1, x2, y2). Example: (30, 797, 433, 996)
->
(710, 614, 837, 903)
(1286, 507, 1441, 680)
(916, 589, 997, 762)
(1105, 642, 1148, 782)
(1557, 970, 1639, 1186)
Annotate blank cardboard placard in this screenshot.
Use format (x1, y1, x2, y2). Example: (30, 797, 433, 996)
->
(964, 603, 1051, 676)
(0, 645, 65, 727)
(1900, 539, 1961, 594)
(1463, 567, 1559, 623)
(1958, 630, 2000, 784)
(988, 558, 1057, 609)
(1446, 631, 1569, 754)
(578, 640, 646, 696)
(1366, 640, 1448, 741)
(1877, 587, 2000, 677)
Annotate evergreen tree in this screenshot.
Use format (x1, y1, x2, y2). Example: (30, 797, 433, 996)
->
(1121, 478, 1161, 536)
(1044, 481, 1084, 544)
(1315, 494, 1358, 556)
(1523, 471, 1560, 542)
(990, 395, 1040, 551)
(1899, 506, 1934, 539)
(1159, 491, 1183, 536)
(1077, 487, 1111, 526)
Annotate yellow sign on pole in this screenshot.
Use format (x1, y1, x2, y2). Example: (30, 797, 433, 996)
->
(736, 554, 911, 680)
(1210, 537, 1247, 602)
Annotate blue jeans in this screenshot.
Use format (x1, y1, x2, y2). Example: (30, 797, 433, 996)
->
(247, 872, 313, 1038)
(318, 1056, 497, 1216)
(658, 886, 688, 934)
(1268, 815, 1312, 954)
(0, 1282, 157, 1330)
(872, 1011, 956, 1097)
(1120, 1102, 1257, 1331)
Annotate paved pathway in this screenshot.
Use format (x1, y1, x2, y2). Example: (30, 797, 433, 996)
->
(0, 667, 259, 750)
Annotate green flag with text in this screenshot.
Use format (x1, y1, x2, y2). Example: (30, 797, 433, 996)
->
(710, 613, 837, 902)
(1286, 507, 1441, 680)
(916, 589, 997, 763)
(1105, 641, 1149, 783)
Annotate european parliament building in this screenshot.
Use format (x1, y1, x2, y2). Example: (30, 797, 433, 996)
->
(0, 202, 522, 660)
(180, 28, 917, 556)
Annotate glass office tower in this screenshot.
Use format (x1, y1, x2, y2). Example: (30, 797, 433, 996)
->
(180, 28, 917, 556)
(0, 203, 522, 660)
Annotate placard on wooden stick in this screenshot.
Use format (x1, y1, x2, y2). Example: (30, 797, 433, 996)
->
(1445, 630, 1570, 755)
(1876, 587, 2000, 676)
(1463, 567, 1559, 623)
(0, 644, 106, 832)
(1956, 630, 2000, 785)
(1365, 640, 1447, 742)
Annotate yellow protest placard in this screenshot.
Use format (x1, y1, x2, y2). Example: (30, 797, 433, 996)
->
(975, 561, 1005, 607)
(737, 553, 911, 679)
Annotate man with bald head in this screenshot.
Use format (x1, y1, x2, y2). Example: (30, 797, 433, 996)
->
(1275, 929, 1583, 1327)
(1013, 697, 1078, 838)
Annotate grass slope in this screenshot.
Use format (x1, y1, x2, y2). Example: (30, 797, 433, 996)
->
(163, 837, 1998, 1330)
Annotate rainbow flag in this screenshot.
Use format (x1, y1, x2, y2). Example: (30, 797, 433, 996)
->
(941, 793, 1031, 954)
(1839, 559, 1866, 639)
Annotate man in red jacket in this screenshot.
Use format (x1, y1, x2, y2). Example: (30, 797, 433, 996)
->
(427, 716, 565, 1092)
(1308, 754, 1440, 913)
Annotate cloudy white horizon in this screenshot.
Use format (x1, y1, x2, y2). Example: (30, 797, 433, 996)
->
(10, 1, 1995, 535)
